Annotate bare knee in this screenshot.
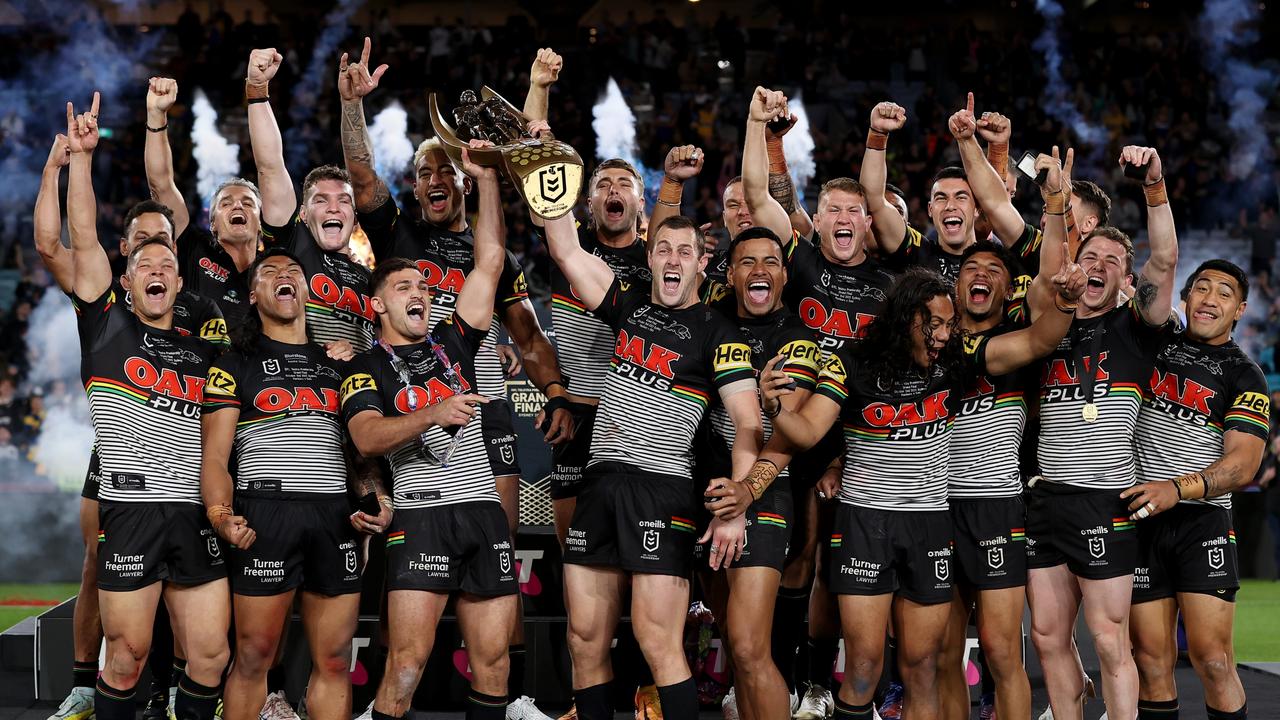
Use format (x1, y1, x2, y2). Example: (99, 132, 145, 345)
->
(1090, 622, 1129, 669)
(633, 619, 681, 664)
(1190, 644, 1235, 688)
(105, 637, 149, 686)
(234, 632, 280, 676)
(843, 653, 882, 697)
(568, 619, 611, 667)
(728, 628, 771, 676)
(978, 630, 1023, 680)
(469, 650, 510, 689)
(312, 645, 352, 679)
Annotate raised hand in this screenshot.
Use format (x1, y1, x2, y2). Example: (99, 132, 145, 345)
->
(46, 134, 70, 169)
(766, 113, 798, 141)
(247, 48, 284, 87)
(1034, 146, 1065, 197)
(948, 91, 977, 140)
(530, 47, 563, 88)
(869, 101, 907, 134)
(1120, 145, 1162, 183)
(1061, 146, 1076, 197)
(147, 77, 178, 116)
(65, 92, 101, 154)
(526, 119, 553, 141)
(749, 86, 788, 123)
(459, 141, 499, 181)
(338, 36, 389, 103)
(977, 109, 1012, 145)
(663, 144, 704, 182)
(1052, 260, 1087, 304)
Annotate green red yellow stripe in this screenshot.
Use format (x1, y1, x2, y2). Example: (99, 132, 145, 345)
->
(757, 512, 787, 528)
(386, 531, 406, 547)
(1112, 517, 1135, 532)
(1225, 409, 1270, 433)
(671, 516, 696, 533)
(1010, 528, 1026, 541)
(551, 294, 588, 313)
(671, 385, 709, 407)
(830, 533, 843, 548)
(86, 377, 150, 404)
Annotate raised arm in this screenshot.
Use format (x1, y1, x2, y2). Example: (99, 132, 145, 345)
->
(66, 94, 112, 302)
(742, 87, 797, 242)
(245, 48, 295, 227)
(765, 114, 815, 239)
(859, 101, 909, 254)
(1025, 148, 1070, 320)
(543, 208, 615, 311)
(144, 77, 190, 237)
(338, 36, 391, 213)
(650, 144, 704, 236)
(34, 134, 73, 292)
(982, 253, 1085, 376)
(522, 48, 562, 122)
(1126, 146, 1178, 325)
(950, 94, 1024, 244)
(453, 145, 505, 332)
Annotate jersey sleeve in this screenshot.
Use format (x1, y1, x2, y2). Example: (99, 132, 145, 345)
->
(1224, 365, 1271, 440)
(194, 296, 230, 349)
(1120, 300, 1177, 352)
(707, 317, 756, 392)
(496, 250, 530, 310)
(440, 311, 487, 357)
(259, 206, 303, 250)
(1009, 222, 1043, 271)
(813, 346, 852, 405)
(782, 229, 812, 271)
(881, 224, 923, 271)
(355, 196, 402, 262)
(341, 353, 386, 422)
(590, 276, 639, 328)
(776, 325, 823, 392)
(175, 225, 210, 282)
(202, 352, 243, 414)
(71, 287, 127, 354)
(961, 332, 992, 375)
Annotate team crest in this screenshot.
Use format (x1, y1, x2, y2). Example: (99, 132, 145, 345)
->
(499, 551, 512, 574)
(1088, 537, 1106, 559)
(500, 445, 515, 466)
(262, 358, 281, 375)
(643, 529, 660, 553)
(207, 537, 221, 559)
(345, 550, 357, 574)
(1208, 547, 1224, 570)
(934, 558, 949, 581)
(987, 547, 1004, 569)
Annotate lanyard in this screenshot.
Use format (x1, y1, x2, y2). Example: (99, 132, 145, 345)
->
(1074, 319, 1106, 423)
(379, 337, 468, 465)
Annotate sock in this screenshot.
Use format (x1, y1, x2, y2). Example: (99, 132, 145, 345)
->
(508, 644, 527, 698)
(466, 690, 508, 720)
(1207, 703, 1247, 719)
(772, 586, 809, 692)
(655, 678, 698, 720)
(371, 711, 401, 720)
(94, 677, 136, 720)
(1138, 698, 1180, 719)
(808, 636, 839, 688)
(173, 673, 220, 720)
(170, 658, 188, 690)
(574, 683, 612, 720)
(267, 663, 287, 695)
(834, 697, 875, 719)
(72, 660, 98, 690)
(978, 646, 994, 695)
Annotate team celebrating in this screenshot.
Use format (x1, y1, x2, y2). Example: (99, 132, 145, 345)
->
(35, 34, 1269, 720)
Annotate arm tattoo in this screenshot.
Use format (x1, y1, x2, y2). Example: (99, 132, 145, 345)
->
(768, 172, 799, 214)
(340, 101, 389, 210)
(1135, 274, 1158, 311)
(744, 459, 779, 500)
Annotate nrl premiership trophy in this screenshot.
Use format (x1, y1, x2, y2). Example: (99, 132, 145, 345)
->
(430, 87, 583, 220)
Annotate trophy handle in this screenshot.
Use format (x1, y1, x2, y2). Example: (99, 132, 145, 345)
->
(428, 93, 503, 167)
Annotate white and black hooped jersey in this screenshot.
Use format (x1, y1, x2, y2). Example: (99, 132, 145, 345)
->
(202, 337, 348, 495)
(589, 278, 757, 479)
(74, 288, 218, 504)
(949, 324, 1033, 499)
(1135, 335, 1270, 510)
(341, 314, 495, 509)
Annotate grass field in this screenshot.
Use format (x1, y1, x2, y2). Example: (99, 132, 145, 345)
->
(2, 580, 1279, 661)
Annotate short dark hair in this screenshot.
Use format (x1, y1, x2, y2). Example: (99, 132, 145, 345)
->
(590, 158, 645, 196)
(302, 165, 352, 203)
(931, 166, 968, 186)
(1076, 226, 1134, 276)
(885, 182, 906, 200)
(958, 239, 1019, 290)
(123, 200, 176, 239)
(1071, 180, 1111, 226)
(246, 246, 304, 287)
(1182, 259, 1250, 302)
(369, 257, 422, 296)
(648, 215, 706, 255)
(816, 177, 867, 210)
(125, 235, 177, 272)
(729, 226, 785, 263)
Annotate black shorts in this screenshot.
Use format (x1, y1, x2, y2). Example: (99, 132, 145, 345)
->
(81, 450, 101, 501)
(482, 398, 521, 478)
(1026, 482, 1137, 580)
(550, 402, 597, 500)
(227, 493, 363, 597)
(97, 501, 225, 591)
(694, 480, 793, 572)
(828, 504, 953, 604)
(951, 496, 1028, 590)
(1133, 502, 1238, 603)
(384, 502, 517, 596)
(564, 462, 698, 578)
(786, 425, 844, 488)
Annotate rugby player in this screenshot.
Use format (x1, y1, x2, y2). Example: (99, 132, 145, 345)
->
(1122, 260, 1269, 720)
(1025, 146, 1180, 720)
(145, 76, 258, 329)
(541, 193, 763, 718)
(342, 143, 516, 720)
(66, 93, 228, 720)
(764, 247, 1084, 719)
(201, 247, 387, 720)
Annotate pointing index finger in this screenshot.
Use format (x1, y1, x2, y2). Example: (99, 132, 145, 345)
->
(361, 36, 372, 65)
(90, 91, 100, 117)
(966, 91, 974, 116)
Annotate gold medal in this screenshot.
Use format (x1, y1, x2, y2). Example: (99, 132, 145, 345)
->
(1082, 402, 1099, 423)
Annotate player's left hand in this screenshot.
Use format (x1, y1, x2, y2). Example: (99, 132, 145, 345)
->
(324, 339, 355, 362)
(1120, 479, 1179, 520)
(704, 477, 753, 520)
(351, 497, 393, 534)
(699, 514, 747, 570)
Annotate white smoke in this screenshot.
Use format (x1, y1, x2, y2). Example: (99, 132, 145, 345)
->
(1200, 0, 1278, 184)
(783, 93, 815, 201)
(368, 101, 414, 191)
(25, 290, 92, 489)
(191, 88, 241, 210)
(591, 77, 640, 167)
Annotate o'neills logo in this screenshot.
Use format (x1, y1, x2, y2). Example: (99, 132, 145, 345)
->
(310, 274, 375, 321)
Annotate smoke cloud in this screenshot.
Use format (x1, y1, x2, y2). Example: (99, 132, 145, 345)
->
(286, 0, 365, 177)
(1032, 0, 1108, 168)
(368, 101, 414, 197)
(592, 77, 641, 169)
(783, 93, 815, 202)
(191, 89, 242, 210)
(1199, 0, 1278, 187)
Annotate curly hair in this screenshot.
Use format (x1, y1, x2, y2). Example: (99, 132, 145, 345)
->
(850, 267, 963, 389)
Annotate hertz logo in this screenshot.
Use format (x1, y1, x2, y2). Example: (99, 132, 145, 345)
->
(821, 355, 847, 384)
(1234, 391, 1270, 415)
(205, 367, 237, 397)
(200, 318, 229, 344)
(779, 340, 820, 370)
(713, 343, 752, 372)
(340, 373, 377, 404)
(962, 335, 983, 356)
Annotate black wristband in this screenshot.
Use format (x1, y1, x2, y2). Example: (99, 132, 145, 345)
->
(146, 123, 168, 133)
(247, 96, 270, 104)
(543, 395, 571, 418)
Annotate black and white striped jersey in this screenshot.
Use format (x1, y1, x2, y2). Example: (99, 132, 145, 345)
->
(357, 198, 529, 399)
(341, 314, 495, 509)
(1135, 335, 1270, 510)
(1036, 303, 1169, 490)
(949, 324, 1032, 499)
(588, 278, 757, 479)
(545, 223, 652, 399)
(203, 337, 348, 495)
(74, 288, 218, 504)
(262, 214, 376, 352)
(815, 346, 961, 511)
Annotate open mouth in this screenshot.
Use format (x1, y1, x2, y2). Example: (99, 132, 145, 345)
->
(746, 280, 771, 305)
(832, 228, 854, 248)
(405, 301, 426, 321)
(941, 216, 963, 233)
(145, 281, 166, 298)
(605, 198, 626, 222)
(1192, 309, 1217, 322)
(1086, 275, 1106, 293)
(662, 271, 680, 294)
(968, 281, 991, 304)
(427, 189, 449, 213)
(321, 219, 344, 236)
(274, 282, 296, 300)
(229, 211, 247, 226)
(737, 218, 753, 230)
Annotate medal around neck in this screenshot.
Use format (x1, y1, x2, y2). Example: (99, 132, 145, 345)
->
(1082, 402, 1099, 423)
(430, 87, 583, 221)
